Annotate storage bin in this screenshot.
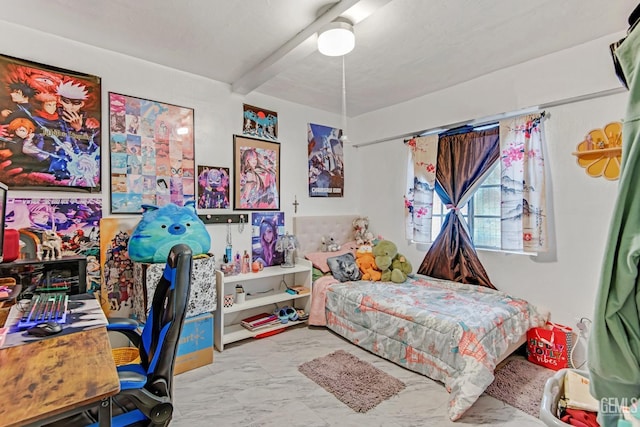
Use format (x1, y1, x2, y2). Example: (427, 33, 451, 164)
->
(132, 255, 216, 322)
(111, 347, 141, 366)
(540, 368, 591, 426)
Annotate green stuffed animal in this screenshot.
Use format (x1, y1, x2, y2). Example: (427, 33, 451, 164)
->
(390, 253, 412, 283)
(372, 240, 397, 282)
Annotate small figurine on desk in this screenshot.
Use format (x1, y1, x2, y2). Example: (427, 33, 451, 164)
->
(41, 229, 63, 260)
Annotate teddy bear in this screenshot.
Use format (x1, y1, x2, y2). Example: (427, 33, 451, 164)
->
(390, 253, 412, 283)
(352, 216, 371, 246)
(355, 245, 381, 281)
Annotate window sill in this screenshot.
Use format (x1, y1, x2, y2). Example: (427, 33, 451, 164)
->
(476, 246, 538, 257)
(413, 241, 537, 257)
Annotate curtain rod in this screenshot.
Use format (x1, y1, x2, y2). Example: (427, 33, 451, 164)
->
(352, 87, 626, 148)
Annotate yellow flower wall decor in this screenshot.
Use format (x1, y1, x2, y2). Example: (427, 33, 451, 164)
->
(572, 121, 622, 180)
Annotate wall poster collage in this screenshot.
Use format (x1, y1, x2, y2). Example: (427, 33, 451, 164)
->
(0, 54, 101, 190)
(307, 123, 344, 197)
(109, 92, 195, 213)
(0, 51, 350, 319)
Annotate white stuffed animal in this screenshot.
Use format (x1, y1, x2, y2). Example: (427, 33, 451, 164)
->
(326, 237, 341, 252)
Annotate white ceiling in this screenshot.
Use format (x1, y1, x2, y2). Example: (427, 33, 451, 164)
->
(0, 0, 634, 117)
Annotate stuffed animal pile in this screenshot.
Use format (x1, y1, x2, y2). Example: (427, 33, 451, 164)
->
(355, 239, 412, 283)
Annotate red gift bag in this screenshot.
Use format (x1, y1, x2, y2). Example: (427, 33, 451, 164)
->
(526, 322, 573, 370)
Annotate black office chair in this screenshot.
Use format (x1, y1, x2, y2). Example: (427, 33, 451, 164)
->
(51, 243, 193, 427)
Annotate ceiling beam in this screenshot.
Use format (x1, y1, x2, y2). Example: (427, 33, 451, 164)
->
(232, 0, 391, 95)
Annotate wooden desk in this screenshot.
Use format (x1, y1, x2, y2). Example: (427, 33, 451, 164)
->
(0, 327, 120, 427)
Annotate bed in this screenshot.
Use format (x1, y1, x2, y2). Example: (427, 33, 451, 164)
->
(293, 215, 548, 421)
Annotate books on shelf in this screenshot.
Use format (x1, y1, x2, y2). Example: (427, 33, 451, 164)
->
(240, 312, 280, 331)
(289, 286, 309, 295)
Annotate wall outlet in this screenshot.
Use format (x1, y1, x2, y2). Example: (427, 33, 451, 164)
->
(575, 317, 591, 336)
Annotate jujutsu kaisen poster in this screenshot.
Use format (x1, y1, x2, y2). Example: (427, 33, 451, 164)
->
(109, 92, 195, 213)
(307, 123, 344, 198)
(0, 54, 101, 190)
(197, 165, 229, 209)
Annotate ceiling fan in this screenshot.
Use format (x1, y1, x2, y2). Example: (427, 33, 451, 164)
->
(316, 16, 354, 144)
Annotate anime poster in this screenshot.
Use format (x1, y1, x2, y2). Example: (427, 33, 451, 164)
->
(6, 197, 102, 292)
(99, 217, 139, 318)
(251, 211, 285, 267)
(0, 54, 101, 190)
(197, 165, 229, 209)
(242, 104, 278, 140)
(109, 92, 195, 213)
(308, 123, 344, 197)
(233, 135, 280, 210)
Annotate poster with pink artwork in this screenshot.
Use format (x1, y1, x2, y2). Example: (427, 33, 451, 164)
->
(109, 92, 194, 213)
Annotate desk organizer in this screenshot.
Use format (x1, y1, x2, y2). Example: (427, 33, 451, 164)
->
(132, 254, 216, 322)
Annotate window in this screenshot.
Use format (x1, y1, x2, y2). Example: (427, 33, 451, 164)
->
(431, 162, 501, 249)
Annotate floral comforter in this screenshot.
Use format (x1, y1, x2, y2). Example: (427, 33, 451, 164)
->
(324, 275, 548, 421)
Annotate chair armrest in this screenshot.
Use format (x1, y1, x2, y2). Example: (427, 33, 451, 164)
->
(108, 318, 142, 347)
(107, 317, 139, 330)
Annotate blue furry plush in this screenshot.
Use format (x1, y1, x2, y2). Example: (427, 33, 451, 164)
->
(128, 201, 210, 263)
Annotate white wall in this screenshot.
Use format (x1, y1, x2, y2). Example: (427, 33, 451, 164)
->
(0, 21, 360, 260)
(352, 32, 628, 328)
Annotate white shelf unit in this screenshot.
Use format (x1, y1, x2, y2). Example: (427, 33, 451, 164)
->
(214, 258, 312, 351)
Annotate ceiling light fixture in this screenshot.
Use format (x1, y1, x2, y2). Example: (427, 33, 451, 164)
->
(317, 18, 355, 57)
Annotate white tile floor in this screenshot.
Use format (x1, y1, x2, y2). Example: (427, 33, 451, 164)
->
(172, 325, 546, 426)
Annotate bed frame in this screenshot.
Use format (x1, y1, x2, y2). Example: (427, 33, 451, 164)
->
(293, 215, 358, 256)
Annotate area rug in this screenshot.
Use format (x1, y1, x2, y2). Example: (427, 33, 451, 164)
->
(485, 357, 555, 418)
(298, 349, 406, 413)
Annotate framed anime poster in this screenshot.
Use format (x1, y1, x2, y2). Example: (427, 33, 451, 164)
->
(308, 123, 344, 197)
(251, 211, 285, 267)
(109, 92, 195, 213)
(197, 165, 230, 209)
(0, 54, 101, 190)
(6, 197, 102, 292)
(233, 135, 280, 210)
(242, 103, 278, 140)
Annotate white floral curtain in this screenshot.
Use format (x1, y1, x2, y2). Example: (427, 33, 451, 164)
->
(499, 113, 547, 253)
(405, 135, 438, 243)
